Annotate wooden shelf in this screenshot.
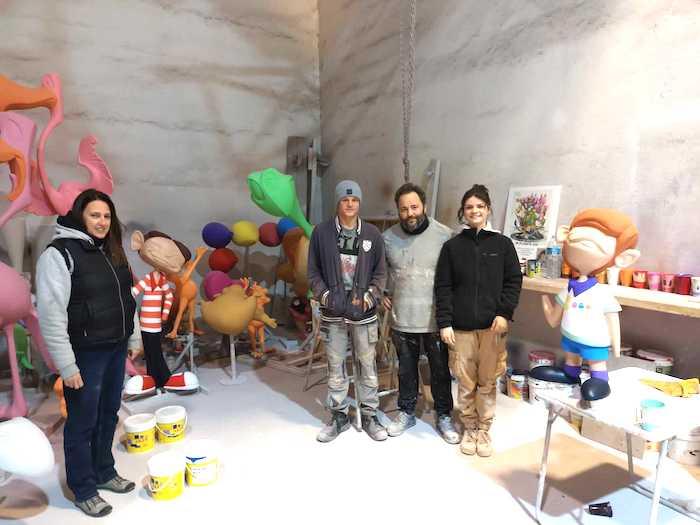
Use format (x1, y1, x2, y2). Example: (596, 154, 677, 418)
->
(522, 276, 700, 318)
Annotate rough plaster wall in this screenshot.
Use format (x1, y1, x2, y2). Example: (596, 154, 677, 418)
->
(319, 0, 700, 375)
(0, 0, 320, 279)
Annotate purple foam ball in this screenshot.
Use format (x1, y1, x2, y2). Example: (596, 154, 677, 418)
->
(202, 222, 232, 249)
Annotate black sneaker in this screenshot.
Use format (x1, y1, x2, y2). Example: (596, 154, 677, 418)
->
(317, 411, 350, 443)
(361, 414, 388, 441)
(74, 495, 112, 518)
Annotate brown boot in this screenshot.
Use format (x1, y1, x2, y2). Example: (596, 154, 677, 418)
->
(476, 429, 493, 457)
(460, 429, 477, 455)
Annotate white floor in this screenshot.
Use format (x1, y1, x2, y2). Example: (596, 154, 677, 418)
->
(2, 360, 698, 525)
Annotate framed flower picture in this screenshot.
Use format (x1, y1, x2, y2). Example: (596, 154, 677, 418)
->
(503, 185, 562, 267)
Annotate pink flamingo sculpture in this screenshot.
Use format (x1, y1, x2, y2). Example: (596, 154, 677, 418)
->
(0, 112, 37, 229)
(0, 263, 57, 418)
(0, 73, 113, 223)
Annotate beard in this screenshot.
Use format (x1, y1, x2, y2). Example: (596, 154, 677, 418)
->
(400, 213, 426, 232)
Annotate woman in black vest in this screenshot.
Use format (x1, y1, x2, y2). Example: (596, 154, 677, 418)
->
(36, 189, 141, 518)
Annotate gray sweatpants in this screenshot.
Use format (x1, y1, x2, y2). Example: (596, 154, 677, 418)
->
(321, 320, 380, 416)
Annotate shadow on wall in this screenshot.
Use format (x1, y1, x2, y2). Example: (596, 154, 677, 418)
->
(147, 1, 319, 183)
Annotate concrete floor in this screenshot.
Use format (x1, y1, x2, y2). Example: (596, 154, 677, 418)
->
(1, 358, 698, 525)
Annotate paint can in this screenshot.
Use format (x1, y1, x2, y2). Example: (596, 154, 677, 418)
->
(185, 439, 221, 487)
(636, 350, 674, 375)
(123, 413, 156, 453)
(148, 452, 185, 500)
(668, 426, 700, 466)
(155, 405, 187, 444)
(508, 372, 529, 401)
(528, 350, 555, 370)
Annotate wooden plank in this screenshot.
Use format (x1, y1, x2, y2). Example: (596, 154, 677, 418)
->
(522, 276, 700, 318)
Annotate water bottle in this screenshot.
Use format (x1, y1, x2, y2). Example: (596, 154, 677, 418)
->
(543, 240, 562, 279)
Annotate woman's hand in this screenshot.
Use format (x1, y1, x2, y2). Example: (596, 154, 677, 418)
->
(382, 296, 392, 310)
(63, 372, 84, 389)
(490, 315, 509, 334)
(440, 327, 455, 347)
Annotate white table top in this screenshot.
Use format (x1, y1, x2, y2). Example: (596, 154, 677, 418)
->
(537, 367, 700, 443)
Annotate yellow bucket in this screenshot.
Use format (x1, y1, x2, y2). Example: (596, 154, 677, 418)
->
(147, 452, 185, 501)
(155, 405, 187, 444)
(123, 413, 156, 453)
(185, 440, 220, 487)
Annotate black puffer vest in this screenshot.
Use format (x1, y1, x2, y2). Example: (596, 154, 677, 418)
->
(50, 238, 136, 349)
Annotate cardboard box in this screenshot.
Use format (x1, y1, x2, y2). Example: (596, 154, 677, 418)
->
(580, 418, 657, 459)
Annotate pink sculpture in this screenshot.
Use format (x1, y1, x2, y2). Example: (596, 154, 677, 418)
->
(0, 112, 36, 229)
(0, 73, 114, 224)
(0, 263, 56, 418)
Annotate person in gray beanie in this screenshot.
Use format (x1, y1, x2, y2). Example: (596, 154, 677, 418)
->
(307, 180, 387, 442)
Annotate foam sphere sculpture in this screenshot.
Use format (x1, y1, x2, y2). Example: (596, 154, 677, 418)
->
(259, 222, 281, 247)
(231, 220, 259, 247)
(276, 217, 297, 239)
(202, 222, 232, 248)
(208, 247, 239, 273)
(203, 271, 240, 300)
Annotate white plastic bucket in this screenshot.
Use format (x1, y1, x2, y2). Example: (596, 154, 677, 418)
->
(147, 452, 185, 500)
(123, 413, 156, 453)
(185, 439, 221, 487)
(155, 406, 187, 444)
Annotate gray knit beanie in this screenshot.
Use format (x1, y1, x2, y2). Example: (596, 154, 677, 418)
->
(335, 180, 363, 205)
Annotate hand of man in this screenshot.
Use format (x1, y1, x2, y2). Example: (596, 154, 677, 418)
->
(490, 315, 509, 334)
(128, 346, 143, 360)
(440, 326, 455, 347)
(63, 372, 84, 389)
(382, 296, 392, 310)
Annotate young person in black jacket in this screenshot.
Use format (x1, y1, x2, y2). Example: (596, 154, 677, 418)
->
(37, 190, 141, 517)
(435, 184, 522, 457)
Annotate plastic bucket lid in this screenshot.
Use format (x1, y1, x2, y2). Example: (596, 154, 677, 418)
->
(124, 413, 156, 433)
(185, 439, 220, 462)
(148, 452, 184, 477)
(155, 406, 186, 424)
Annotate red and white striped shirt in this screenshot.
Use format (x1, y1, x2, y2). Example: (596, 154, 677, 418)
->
(132, 270, 174, 333)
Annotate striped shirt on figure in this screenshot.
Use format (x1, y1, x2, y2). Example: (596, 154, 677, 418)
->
(132, 270, 173, 333)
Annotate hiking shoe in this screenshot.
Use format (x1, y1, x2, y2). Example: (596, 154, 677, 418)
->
(436, 415, 460, 444)
(317, 411, 350, 443)
(96, 474, 135, 493)
(74, 495, 112, 518)
(387, 411, 415, 437)
(361, 415, 388, 441)
(476, 429, 493, 457)
(460, 429, 477, 455)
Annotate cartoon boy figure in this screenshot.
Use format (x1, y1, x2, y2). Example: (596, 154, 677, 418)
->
(531, 209, 640, 402)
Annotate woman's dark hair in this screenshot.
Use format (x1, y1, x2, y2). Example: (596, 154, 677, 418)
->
(457, 184, 492, 223)
(70, 189, 128, 266)
(394, 182, 426, 207)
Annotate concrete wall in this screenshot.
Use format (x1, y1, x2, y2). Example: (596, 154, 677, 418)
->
(0, 0, 320, 279)
(318, 0, 700, 376)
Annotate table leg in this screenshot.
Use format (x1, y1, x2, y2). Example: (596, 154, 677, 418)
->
(626, 432, 634, 479)
(536, 406, 558, 524)
(648, 439, 668, 525)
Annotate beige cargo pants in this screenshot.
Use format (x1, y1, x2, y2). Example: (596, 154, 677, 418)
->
(448, 329, 507, 431)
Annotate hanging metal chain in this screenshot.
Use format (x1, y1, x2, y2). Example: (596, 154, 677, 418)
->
(400, 0, 417, 182)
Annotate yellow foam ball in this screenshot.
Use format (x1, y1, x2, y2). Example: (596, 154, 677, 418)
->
(231, 220, 259, 247)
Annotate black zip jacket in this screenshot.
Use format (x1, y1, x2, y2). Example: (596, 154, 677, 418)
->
(434, 228, 522, 330)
